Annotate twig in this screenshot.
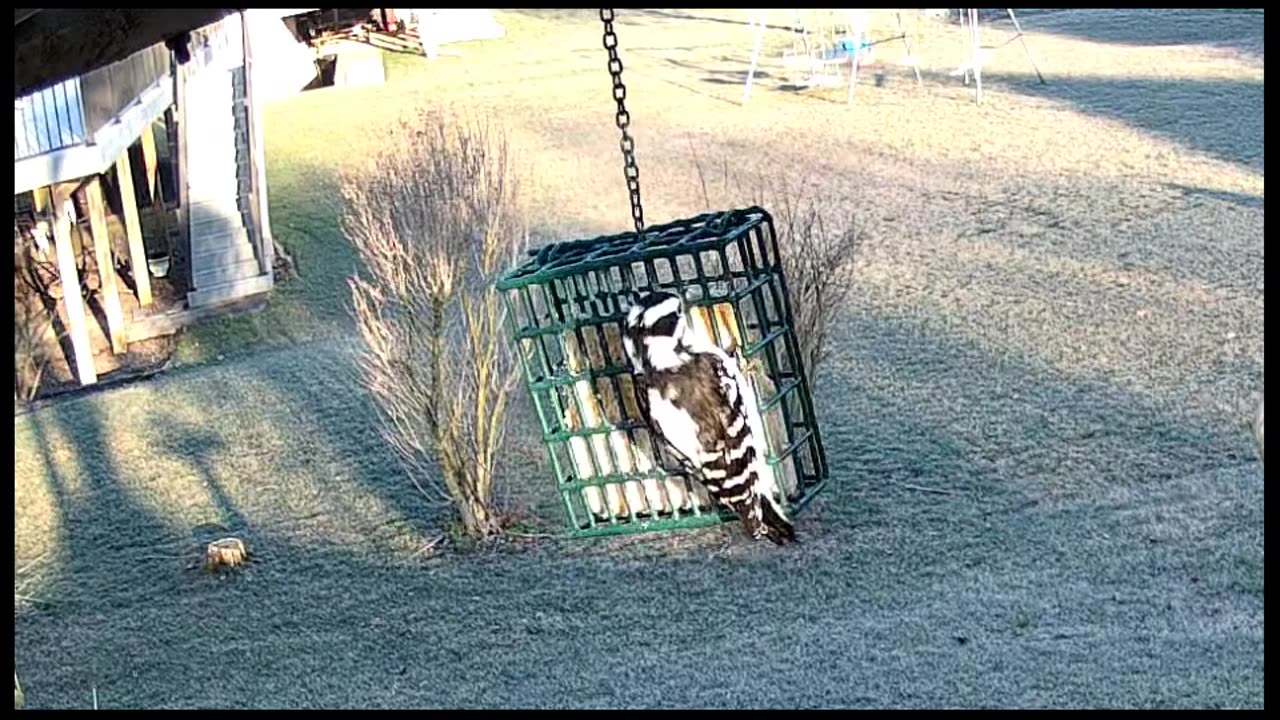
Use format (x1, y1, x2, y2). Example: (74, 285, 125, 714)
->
(502, 529, 559, 539)
(689, 137, 710, 211)
(136, 553, 195, 562)
(13, 593, 53, 607)
(14, 553, 47, 578)
(888, 479, 965, 496)
(410, 534, 446, 558)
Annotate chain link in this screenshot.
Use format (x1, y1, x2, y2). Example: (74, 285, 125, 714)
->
(600, 8, 644, 234)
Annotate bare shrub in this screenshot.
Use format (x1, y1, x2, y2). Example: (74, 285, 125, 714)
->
(342, 110, 528, 540)
(13, 246, 59, 404)
(14, 304, 54, 405)
(690, 146, 862, 386)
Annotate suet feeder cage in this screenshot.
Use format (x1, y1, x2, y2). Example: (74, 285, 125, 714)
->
(497, 207, 830, 538)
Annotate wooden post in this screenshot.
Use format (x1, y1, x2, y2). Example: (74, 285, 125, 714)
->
(30, 187, 52, 259)
(115, 149, 153, 307)
(175, 60, 192, 293)
(51, 189, 98, 386)
(141, 118, 173, 266)
(85, 177, 129, 354)
(139, 121, 161, 200)
(32, 186, 49, 214)
(241, 11, 276, 277)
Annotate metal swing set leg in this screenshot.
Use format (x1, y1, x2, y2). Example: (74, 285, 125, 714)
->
(962, 8, 1047, 105)
(743, 9, 769, 105)
(847, 10, 924, 106)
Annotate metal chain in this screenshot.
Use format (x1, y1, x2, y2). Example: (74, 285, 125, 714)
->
(600, 9, 644, 234)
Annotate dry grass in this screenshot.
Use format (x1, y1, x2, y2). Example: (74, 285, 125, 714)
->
(14, 552, 41, 711)
(14, 552, 48, 619)
(342, 109, 529, 539)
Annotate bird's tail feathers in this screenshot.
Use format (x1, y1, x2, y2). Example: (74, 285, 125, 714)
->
(740, 492, 796, 545)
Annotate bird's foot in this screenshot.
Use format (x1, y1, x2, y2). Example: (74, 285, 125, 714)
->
(738, 353, 765, 379)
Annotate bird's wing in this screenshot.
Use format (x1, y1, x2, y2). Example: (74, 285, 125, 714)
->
(650, 351, 748, 474)
(689, 351, 744, 452)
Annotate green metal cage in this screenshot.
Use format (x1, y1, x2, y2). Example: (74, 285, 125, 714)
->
(497, 207, 830, 538)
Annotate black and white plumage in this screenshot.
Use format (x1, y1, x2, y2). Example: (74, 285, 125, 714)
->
(623, 290, 795, 544)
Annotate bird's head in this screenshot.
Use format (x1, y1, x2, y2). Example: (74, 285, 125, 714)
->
(623, 289, 687, 372)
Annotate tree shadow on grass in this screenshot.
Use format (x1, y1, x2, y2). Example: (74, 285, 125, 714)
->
(13, 300, 1263, 708)
(19, 397, 189, 707)
(1162, 183, 1264, 210)
(983, 73, 1263, 172)
(250, 342, 441, 532)
(155, 419, 249, 540)
(1015, 8, 1263, 57)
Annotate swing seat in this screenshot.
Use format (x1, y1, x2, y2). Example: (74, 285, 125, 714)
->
(781, 51, 816, 69)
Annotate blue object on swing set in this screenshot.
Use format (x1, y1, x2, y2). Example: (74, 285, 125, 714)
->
(821, 37, 874, 62)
